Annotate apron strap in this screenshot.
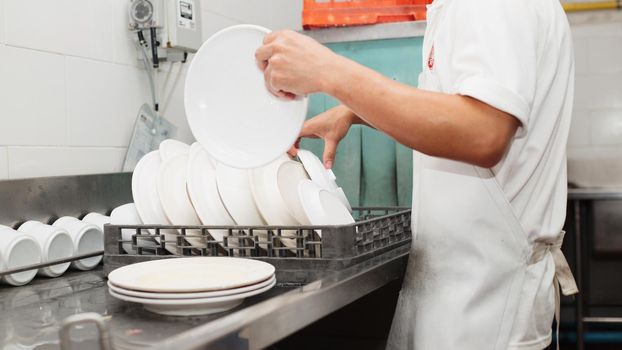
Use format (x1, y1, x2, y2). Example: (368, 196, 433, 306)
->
(531, 231, 579, 350)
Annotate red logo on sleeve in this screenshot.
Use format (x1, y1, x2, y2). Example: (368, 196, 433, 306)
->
(427, 44, 435, 70)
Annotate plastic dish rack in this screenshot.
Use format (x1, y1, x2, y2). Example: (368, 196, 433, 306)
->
(103, 207, 411, 284)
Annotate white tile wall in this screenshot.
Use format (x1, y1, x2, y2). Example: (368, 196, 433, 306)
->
(0, 148, 8, 180)
(7, 147, 126, 179)
(66, 57, 149, 147)
(0, 0, 300, 179)
(567, 11, 622, 187)
(0, 0, 5, 44)
(0, 45, 67, 146)
(4, 0, 114, 61)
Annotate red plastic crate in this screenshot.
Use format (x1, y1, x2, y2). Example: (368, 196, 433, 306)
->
(303, 0, 433, 29)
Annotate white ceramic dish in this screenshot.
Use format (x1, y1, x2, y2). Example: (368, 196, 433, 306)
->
(157, 153, 204, 248)
(82, 212, 111, 232)
(110, 203, 157, 254)
(108, 279, 276, 316)
(53, 217, 103, 271)
(18, 221, 73, 277)
(108, 257, 275, 293)
(132, 150, 178, 254)
(216, 163, 266, 229)
(297, 150, 352, 212)
(159, 139, 190, 162)
(0, 225, 41, 286)
(108, 275, 275, 299)
(277, 160, 312, 225)
(184, 24, 308, 169)
(186, 143, 237, 245)
(298, 180, 355, 228)
(251, 155, 302, 248)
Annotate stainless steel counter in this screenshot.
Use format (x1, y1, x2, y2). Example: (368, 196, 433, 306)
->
(0, 245, 409, 350)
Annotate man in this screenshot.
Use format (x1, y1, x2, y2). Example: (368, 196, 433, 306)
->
(255, 0, 578, 348)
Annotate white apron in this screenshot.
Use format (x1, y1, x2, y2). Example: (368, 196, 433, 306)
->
(386, 3, 578, 348)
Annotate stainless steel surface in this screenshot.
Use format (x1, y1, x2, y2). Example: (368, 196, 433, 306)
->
(151, 244, 409, 350)
(568, 187, 622, 200)
(0, 173, 133, 228)
(60, 313, 112, 350)
(0, 244, 408, 350)
(0, 251, 104, 277)
(583, 317, 622, 324)
(574, 199, 585, 350)
(303, 20, 426, 43)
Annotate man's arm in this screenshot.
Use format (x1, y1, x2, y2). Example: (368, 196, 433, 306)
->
(257, 30, 520, 168)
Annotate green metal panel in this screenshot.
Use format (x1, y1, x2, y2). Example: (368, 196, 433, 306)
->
(301, 37, 424, 208)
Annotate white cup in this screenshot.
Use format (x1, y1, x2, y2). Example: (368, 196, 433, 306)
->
(18, 221, 74, 277)
(82, 212, 111, 232)
(0, 225, 42, 286)
(53, 217, 103, 271)
(111, 203, 156, 254)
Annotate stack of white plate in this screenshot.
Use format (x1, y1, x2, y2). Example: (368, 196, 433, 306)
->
(107, 257, 275, 316)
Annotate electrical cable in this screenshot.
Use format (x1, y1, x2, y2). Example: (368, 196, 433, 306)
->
(136, 30, 158, 112)
(150, 27, 159, 69)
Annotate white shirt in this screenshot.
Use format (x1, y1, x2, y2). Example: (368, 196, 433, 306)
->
(418, 0, 574, 243)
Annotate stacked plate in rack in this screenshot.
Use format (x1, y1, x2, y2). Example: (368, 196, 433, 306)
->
(107, 257, 275, 316)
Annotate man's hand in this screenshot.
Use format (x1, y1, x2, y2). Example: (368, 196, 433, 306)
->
(290, 105, 359, 169)
(255, 30, 342, 99)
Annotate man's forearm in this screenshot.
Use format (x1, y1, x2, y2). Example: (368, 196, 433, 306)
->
(322, 57, 519, 168)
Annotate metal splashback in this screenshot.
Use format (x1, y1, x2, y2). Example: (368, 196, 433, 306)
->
(0, 173, 133, 228)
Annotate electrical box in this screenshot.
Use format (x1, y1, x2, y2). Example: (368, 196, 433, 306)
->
(165, 0, 202, 53)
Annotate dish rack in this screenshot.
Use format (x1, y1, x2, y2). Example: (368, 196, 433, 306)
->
(103, 207, 411, 284)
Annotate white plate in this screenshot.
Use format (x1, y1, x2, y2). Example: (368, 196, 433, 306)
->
(110, 203, 157, 254)
(157, 153, 204, 248)
(108, 279, 276, 316)
(277, 161, 312, 225)
(216, 163, 266, 227)
(108, 257, 275, 293)
(131, 151, 178, 254)
(297, 150, 352, 212)
(184, 24, 308, 169)
(186, 143, 237, 246)
(159, 139, 190, 162)
(108, 275, 275, 299)
(298, 180, 355, 228)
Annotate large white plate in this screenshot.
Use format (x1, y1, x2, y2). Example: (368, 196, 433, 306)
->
(184, 24, 308, 169)
(186, 143, 237, 246)
(298, 180, 355, 228)
(297, 150, 352, 212)
(108, 257, 275, 293)
(108, 274, 275, 299)
(157, 153, 204, 248)
(216, 163, 266, 227)
(277, 161, 312, 225)
(131, 151, 179, 254)
(159, 139, 190, 162)
(109, 279, 275, 316)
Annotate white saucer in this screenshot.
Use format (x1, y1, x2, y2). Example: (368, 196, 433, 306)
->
(297, 150, 352, 212)
(108, 257, 275, 293)
(109, 279, 276, 316)
(159, 139, 190, 162)
(108, 275, 275, 299)
(215, 163, 267, 246)
(131, 151, 178, 253)
(157, 153, 203, 248)
(185, 24, 308, 169)
(186, 143, 237, 247)
(298, 180, 355, 228)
